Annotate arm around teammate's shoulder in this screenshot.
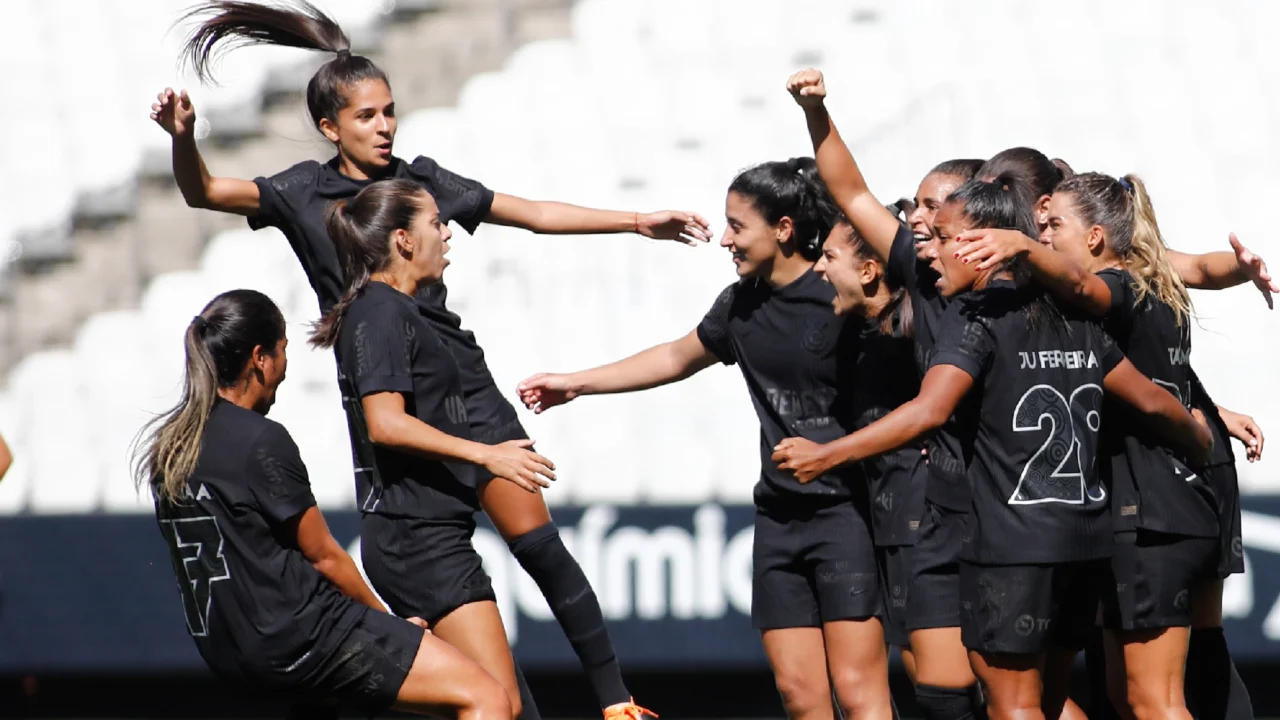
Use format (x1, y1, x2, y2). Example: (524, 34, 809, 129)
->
(151, 87, 261, 216)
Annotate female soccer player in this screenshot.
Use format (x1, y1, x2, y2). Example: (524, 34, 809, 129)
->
(812, 213, 926, 683)
(151, 2, 708, 716)
(134, 288, 512, 720)
(310, 178, 555, 720)
(786, 67, 985, 720)
(775, 174, 1213, 720)
(950, 174, 1264, 720)
(518, 159, 893, 720)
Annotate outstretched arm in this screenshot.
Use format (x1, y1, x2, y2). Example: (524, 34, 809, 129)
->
(954, 229, 1114, 316)
(787, 69, 902, 262)
(151, 88, 260, 215)
(1169, 234, 1276, 308)
(772, 365, 974, 482)
(517, 329, 718, 413)
(487, 194, 712, 245)
(1103, 359, 1214, 467)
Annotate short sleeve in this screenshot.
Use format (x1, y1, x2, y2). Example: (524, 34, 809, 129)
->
(246, 160, 319, 232)
(247, 422, 316, 525)
(1089, 322, 1124, 374)
(695, 284, 738, 365)
(407, 156, 495, 235)
(929, 303, 994, 380)
(1096, 269, 1135, 320)
(342, 301, 418, 397)
(885, 223, 919, 288)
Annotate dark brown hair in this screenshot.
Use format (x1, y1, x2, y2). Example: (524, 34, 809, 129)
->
(133, 289, 286, 503)
(179, 1, 389, 132)
(978, 147, 1071, 199)
(310, 179, 432, 348)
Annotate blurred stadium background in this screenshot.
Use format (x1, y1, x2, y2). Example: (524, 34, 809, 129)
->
(1, 0, 1279, 716)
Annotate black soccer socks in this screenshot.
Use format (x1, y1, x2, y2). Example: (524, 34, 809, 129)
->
(509, 522, 632, 709)
(1186, 628, 1254, 720)
(915, 684, 981, 720)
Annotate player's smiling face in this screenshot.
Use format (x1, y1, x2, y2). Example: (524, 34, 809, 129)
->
(910, 172, 966, 260)
(722, 191, 788, 278)
(928, 201, 978, 297)
(1042, 191, 1103, 272)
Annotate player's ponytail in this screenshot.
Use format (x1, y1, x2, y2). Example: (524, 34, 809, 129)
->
(1124, 175, 1192, 324)
(178, 0, 388, 135)
(728, 157, 835, 261)
(311, 179, 431, 348)
(133, 290, 287, 504)
(1054, 172, 1192, 325)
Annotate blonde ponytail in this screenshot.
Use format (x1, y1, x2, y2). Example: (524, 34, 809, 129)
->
(1123, 175, 1192, 325)
(133, 318, 221, 504)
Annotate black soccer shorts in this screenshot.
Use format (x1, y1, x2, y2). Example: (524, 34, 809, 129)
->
(1102, 530, 1218, 631)
(752, 498, 881, 630)
(360, 514, 497, 625)
(959, 559, 1108, 655)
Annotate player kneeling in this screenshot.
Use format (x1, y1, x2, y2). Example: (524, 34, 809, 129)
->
(134, 288, 510, 719)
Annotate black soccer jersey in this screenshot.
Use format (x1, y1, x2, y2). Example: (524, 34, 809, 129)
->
(930, 280, 1122, 565)
(153, 400, 365, 682)
(250, 155, 497, 387)
(884, 223, 969, 510)
(852, 318, 927, 546)
(1096, 269, 1217, 538)
(696, 268, 862, 504)
(336, 281, 481, 521)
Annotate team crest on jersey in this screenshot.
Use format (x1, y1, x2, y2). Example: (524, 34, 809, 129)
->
(802, 318, 834, 354)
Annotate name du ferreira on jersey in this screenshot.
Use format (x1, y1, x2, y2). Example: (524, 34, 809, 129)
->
(1016, 347, 1190, 372)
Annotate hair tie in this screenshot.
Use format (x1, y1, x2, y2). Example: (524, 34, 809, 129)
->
(1118, 177, 1133, 194)
(193, 315, 208, 334)
(336, 48, 351, 58)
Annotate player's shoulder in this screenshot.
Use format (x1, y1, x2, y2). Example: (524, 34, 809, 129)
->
(264, 159, 324, 195)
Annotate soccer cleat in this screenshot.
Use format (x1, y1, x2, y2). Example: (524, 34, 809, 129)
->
(604, 699, 657, 720)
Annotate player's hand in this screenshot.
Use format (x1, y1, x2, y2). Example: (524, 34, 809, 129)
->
(771, 437, 833, 484)
(637, 210, 712, 245)
(786, 68, 827, 109)
(1218, 406, 1264, 462)
(517, 373, 581, 414)
(953, 229, 1036, 272)
(150, 87, 196, 138)
(405, 616, 430, 630)
(479, 439, 555, 493)
(1228, 233, 1277, 310)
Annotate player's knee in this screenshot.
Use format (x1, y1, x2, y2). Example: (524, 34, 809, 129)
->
(469, 692, 513, 720)
(772, 666, 829, 718)
(830, 664, 890, 719)
(503, 684, 523, 720)
(1125, 676, 1185, 720)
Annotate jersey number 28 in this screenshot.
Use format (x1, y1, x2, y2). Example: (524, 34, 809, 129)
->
(1010, 384, 1106, 505)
